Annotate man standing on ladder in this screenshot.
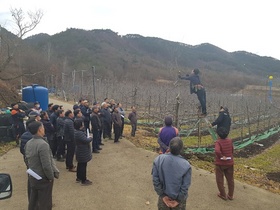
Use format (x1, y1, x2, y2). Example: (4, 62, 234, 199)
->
(178, 68, 207, 117)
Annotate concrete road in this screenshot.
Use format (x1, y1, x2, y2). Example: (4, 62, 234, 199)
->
(0, 98, 279, 210)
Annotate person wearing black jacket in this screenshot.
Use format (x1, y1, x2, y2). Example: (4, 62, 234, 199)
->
(74, 119, 92, 185)
(10, 102, 26, 145)
(64, 110, 76, 172)
(112, 106, 122, 143)
(56, 110, 65, 162)
(20, 117, 36, 202)
(211, 106, 232, 132)
(41, 111, 56, 157)
(80, 100, 92, 132)
(90, 106, 102, 153)
(100, 102, 112, 139)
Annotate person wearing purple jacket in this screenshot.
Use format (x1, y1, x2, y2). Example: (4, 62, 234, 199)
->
(158, 116, 179, 154)
(215, 127, 234, 201)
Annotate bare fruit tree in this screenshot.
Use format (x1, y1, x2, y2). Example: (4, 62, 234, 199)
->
(0, 8, 43, 76)
(10, 8, 43, 39)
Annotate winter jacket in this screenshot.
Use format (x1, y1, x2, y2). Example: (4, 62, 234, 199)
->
(214, 138, 234, 166)
(56, 117, 65, 138)
(152, 153, 192, 202)
(80, 105, 92, 122)
(100, 108, 112, 124)
(158, 126, 179, 153)
(180, 74, 203, 94)
(128, 111, 137, 125)
(64, 117, 74, 142)
(20, 131, 33, 155)
(41, 119, 55, 142)
(50, 112, 59, 129)
(112, 111, 122, 127)
(74, 129, 92, 163)
(90, 112, 101, 133)
(212, 111, 232, 132)
(24, 135, 59, 180)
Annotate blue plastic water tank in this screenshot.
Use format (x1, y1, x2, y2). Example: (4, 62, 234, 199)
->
(22, 84, 49, 111)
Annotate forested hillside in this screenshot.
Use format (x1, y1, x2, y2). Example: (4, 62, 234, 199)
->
(1, 26, 280, 106)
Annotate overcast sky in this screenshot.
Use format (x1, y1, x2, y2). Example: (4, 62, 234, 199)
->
(1, 0, 279, 60)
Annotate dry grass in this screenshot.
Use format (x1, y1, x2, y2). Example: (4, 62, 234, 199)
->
(124, 124, 280, 194)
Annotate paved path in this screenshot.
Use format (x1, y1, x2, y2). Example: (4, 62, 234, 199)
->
(0, 98, 279, 210)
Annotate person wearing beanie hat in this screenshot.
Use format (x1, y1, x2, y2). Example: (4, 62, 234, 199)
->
(211, 106, 232, 132)
(158, 116, 179, 154)
(178, 68, 207, 116)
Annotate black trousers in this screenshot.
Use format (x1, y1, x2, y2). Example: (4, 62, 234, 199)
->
(114, 124, 121, 142)
(131, 123, 137, 136)
(84, 120, 90, 133)
(103, 122, 111, 138)
(28, 177, 53, 210)
(56, 136, 65, 158)
(92, 131, 100, 151)
(65, 141, 75, 169)
(48, 139, 57, 157)
(197, 89, 207, 114)
(77, 162, 87, 182)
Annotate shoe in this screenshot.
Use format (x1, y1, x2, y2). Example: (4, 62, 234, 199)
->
(217, 193, 227, 200)
(69, 168, 77, 172)
(97, 148, 102, 150)
(76, 178, 81, 183)
(81, 180, 92, 186)
(68, 166, 77, 172)
(120, 136, 122, 139)
(92, 150, 100, 153)
(227, 195, 234, 200)
(114, 141, 120, 143)
(99, 143, 104, 145)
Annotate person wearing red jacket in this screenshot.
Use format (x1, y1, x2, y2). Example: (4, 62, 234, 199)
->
(214, 127, 234, 200)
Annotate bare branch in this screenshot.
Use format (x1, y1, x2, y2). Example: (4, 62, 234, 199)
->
(10, 8, 43, 38)
(0, 70, 43, 81)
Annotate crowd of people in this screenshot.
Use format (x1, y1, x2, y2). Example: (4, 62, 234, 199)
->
(9, 92, 234, 209)
(9, 98, 138, 209)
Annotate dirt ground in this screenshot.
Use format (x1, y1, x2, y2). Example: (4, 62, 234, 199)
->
(1, 98, 280, 210)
